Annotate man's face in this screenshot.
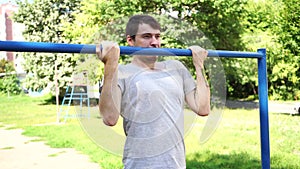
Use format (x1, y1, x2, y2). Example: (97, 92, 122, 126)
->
(128, 23, 161, 48)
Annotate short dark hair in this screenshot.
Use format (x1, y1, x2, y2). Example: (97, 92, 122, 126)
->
(126, 14, 161, 38)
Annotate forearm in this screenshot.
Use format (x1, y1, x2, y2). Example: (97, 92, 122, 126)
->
(194, 66, 210, 116)
(99, 64, 120, 126)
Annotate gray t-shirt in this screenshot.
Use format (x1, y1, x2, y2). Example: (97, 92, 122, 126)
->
(118, 60, 196, 169)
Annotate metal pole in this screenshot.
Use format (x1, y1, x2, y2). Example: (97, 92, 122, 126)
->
(0, 40, 270, 168)
(257, 48, 270, 169)
(55, 60, 60, 123)
(0, 41, 263, 58)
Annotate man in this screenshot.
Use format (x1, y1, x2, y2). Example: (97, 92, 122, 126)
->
(97, 14, 210, 169)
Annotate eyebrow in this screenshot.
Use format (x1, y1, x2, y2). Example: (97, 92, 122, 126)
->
(130, 33, 161, 40)
(133, 33, 161, 36)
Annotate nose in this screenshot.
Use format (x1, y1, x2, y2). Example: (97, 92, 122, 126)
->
(150, 35, 160, 48)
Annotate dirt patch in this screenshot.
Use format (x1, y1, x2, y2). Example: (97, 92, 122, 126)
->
(0, 126, 100, 169)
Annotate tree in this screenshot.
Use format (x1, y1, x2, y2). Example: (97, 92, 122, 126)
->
(272, 0, 300, 100)
(241, 0, 300, 100)
(0, 59, 22, 95)
(0, 59, 14, 73)
(13, 0, 81, 91)
(13, 0, 299, 100)
(63, 0, 248, 99)
(64, 0, 246, 50)
(231, 0, 282, 99)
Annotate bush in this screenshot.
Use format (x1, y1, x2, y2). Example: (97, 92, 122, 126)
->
(0, 59, 22, 95)
(0, 74, 22, 95)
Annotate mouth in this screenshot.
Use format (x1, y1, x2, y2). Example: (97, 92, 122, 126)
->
(149, 45, 159, 48)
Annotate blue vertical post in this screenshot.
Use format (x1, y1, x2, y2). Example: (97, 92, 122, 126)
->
(257, 48, 270, 169)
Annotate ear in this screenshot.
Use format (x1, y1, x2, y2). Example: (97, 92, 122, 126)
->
(126, 35, 135, 46)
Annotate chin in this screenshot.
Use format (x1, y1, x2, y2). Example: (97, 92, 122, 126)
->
(146, 55, 158, 62)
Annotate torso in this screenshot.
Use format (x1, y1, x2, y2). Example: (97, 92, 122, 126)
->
(118, 60, 195, 168)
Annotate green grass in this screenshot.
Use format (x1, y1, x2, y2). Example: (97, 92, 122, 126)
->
(0, 94, 57, 127)
(48, 151, 67, 157)
(0, 94, 299, 169)
(1, 146, 14, 150)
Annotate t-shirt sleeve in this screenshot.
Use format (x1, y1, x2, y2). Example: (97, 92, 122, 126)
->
(117, 65, 125, 95)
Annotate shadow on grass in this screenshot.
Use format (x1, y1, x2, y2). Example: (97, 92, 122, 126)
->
(38, 95, 99, 107)
(186, 152, 261, 169)
(225, 100, 259, 110)
(272, 112, 300, 117)
(38, 95, 57, 105)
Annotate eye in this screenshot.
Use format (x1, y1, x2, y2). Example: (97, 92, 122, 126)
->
(155, 34, 160, 39)
(142, 34, 152, 39)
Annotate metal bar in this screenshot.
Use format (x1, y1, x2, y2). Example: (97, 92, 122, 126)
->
(0, 40, 263, 58)
(0, 40, 270, 168)
(257, 48, 270, 169)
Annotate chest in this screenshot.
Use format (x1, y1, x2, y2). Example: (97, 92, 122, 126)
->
(127, 70, 183, 98)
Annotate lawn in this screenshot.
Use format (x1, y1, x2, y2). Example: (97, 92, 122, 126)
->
(0, 94, 299, 169)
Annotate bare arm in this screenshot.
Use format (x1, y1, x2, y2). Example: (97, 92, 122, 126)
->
(185, 46, 211, 116)
(97, 42, 121, 126)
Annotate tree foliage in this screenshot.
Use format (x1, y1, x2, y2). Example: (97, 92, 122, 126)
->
(232, 0, 282, 99)
(13, 0, 81, 91)
(0, 59, 22, 95)
(63, 0, 247, 98)
(242, 0, 300, 100)
(0, 59, 14, 73)
(272, 0, 300, 100)
(12, 0, 300, 100)
(64, 0, 246, 49)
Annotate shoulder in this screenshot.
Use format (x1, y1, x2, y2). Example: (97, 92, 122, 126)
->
(163, 60, 185, 67)
(118, 64, 132, 78)
(118, 64, 128, 69)
(163, 60, 186, 70)
(118, 63, 136, 72)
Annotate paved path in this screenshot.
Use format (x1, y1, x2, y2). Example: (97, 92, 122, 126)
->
(0, 126, 100, 169)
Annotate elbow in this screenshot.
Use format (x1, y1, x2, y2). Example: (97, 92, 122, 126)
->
(197, 104, 210, 116)
(99, 106, 119, 126)
(197, 111, 209, 116)
(99, 102, 120, 126)
(100, 111, 119, 126)
(198, 95, 210, 116)
(197, 109, 209, 116)
(103, 116, 118, 126)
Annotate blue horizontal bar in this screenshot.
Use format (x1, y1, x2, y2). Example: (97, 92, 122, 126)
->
(0, 40, 263, 58)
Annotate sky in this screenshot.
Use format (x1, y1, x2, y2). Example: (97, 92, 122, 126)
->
(0, 0, 17, 4)
(0, 0, 33, 4)
(0, 0, 14, 3)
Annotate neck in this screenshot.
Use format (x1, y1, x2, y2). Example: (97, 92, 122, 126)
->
(131, 56, 157, 69)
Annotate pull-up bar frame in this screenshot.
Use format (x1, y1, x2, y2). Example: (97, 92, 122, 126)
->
(0, 40, 270, 169)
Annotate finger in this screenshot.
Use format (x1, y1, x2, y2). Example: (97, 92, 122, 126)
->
(98, 41, 119, 63)
(102, 41, 118, 55)
(189, 46, 207, 57)
(96, 44, 103, 61)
